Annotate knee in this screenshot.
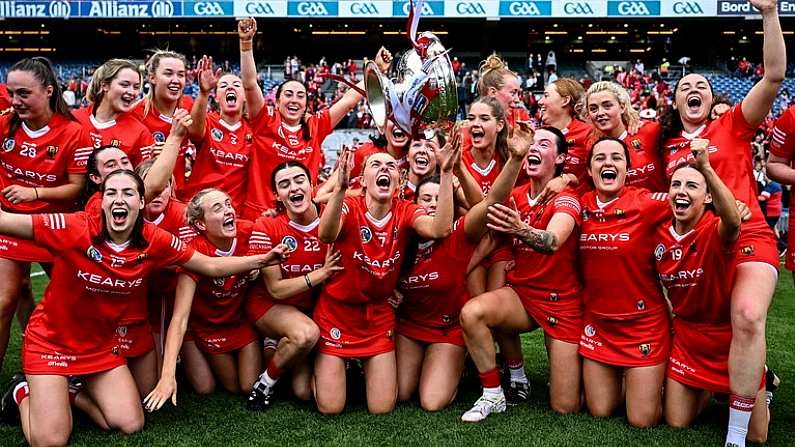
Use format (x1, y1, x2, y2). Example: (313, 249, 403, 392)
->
(0, 292, 19, 319)
(551, 397, 581, 415)
(293, 383, 312, 401)
(419, 396, 449, 412)
(747, 431, 768, 444)
(317, 401, 345, 415)
(111, 413, 145, 435)
(459, 301, 485, 329)
(588, 404, 614, 419)
(30, 430, 70, 447)
(289, 323, 319, 351)
(627, 410, 660, 429)
(664, 412, 693, 429)
(367, 401, 395, 415)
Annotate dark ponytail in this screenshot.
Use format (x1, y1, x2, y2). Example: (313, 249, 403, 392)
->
(4, 57, 75, 141)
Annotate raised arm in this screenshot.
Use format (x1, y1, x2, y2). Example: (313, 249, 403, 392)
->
(0, 207, 33, 240)
(262, 248, 343, 299)
(451, 127, 484, 208)
(238, 17, 264, 119)
(181, 244, 285, 277)
(741, 0, 786, 127)
(319, 148, 352, 243)
(143, 109, 192, 203)
(412, 142, 457, 239)
(188, 55, 221, 143)
(463, 123, 531, 241)
(143, 273, 196, 411)
(691, 138, 741, 242)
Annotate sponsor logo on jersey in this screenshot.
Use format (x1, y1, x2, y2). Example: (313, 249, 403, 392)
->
(579, 233, 630, 242)
(548, 292, 559, 302)
(402, 271, 440, 284)
(117, 325, 128, 337)
(740, 245, 755, 255)
(2, 138, 14, 152)
(547, 315, 558, 326)
(352, 250, 401, 269)
(639, 343, 652, 356)
(360, 226, 373, 243)
(654, 243, 665, 261)
(77, 270, 143, 288)
(46, 145, 59, 157)
(136, 253, 149, 263)
(211, 128, 224, 142)
(330, 327, 341, 340)
(153, 131, 166, 143)
(213, 277, 226, 287)
(110, 139, 122, 148)
(584, 324, 596, 337)
(86, 245, 103, 262)
(636, 299, 646, 311)
(281, 235, 298, 252)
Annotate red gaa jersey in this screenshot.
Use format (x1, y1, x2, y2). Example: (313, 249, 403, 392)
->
(247, 213, 327, 311)
(0, 113, 92, 213)
(73, 107, 154, 167)
(462, 145, 503, 194)
(130, 97, 195, 191)
(398, 217, 475, 331)
(506, 186, 582, 293)
(769, 105, 795, 210)
(322, 195, 426, 303)
(578, 187, 670, 318)
(245, 107, 332, 213)
(622, 122, 666, 192)
(560, 119, 593, 195)
(182, 113, 253, 209)
(26, 212, 194, 359)
(182, 220, 254, 327)
(655, 214, 736, 323)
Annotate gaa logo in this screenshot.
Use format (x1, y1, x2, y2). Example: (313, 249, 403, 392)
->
(117, 325, 128, 337)
(654, 243, 665, 261)
(86, 245, 103, 262)
(563, 1, 593, 14)
(456, 1, 487, 14)
(547, 316, 558, 327)
(297, 1, 329, 15)
(350, 2, 380, 14)
(211, 128, 224, 142)
(673, 1, 703, 14)
(213, 277, 226, 287)
(48, 0, 71, 18)
(245, 1, 276, 15)
(636, 300, 646, 311)
(548, 292, 559, 302)
(401, 0, 436, 15)
(153, 131, 166, 143)
(506, 1, 543, 16)
(584, 324, 596, 337)
(281, 235, 298, 252)
(360, 226, 373, 243)
(151, 0, 175, 17)
(2, 138, 15, 152)
(330, 327, 341, 340)
(193, 1, 226, 15)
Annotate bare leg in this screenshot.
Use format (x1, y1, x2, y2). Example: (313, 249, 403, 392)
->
(624, 363, 666, 428)
(545, 336, 582, 414)
(237, 341, 263, 392)
(82, 365, 145, 434)
(21, 374, 71, 446)
(206, 352, 241, 394)
(418, 343, 465, 411)
(0, 259, 26, 372)
(396, 335, 424, 402)
(582, 358, 623, 418)
(664, 378, 711, 428)
(180, 340, 215, 394)
(313, 353, 347, 415)
(363, 351, 397, 414)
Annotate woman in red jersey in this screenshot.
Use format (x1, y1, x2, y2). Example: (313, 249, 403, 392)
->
(131, 50, 194, 192)
(583, 81, 666, 192)
(459, 127, 583, 422)
(314, 140, 457, 414)
(476, 54, 528, 127)
(656, 139, 769, 443)
(578, 137, 671, 428)
(246, 161, 342, 410)
(146, 188, 264, 408)
(238, 17, 390, 218)
(0, 169, 282, 446)
(74, 59, 154, 167)
(0, 57, 93, 372)
(396, 123, 531, 412)
(658, 2, 783, 443)
(767, 104, 795, 284)
(539, 78, 591, 194)
(183, 56, 253, 210)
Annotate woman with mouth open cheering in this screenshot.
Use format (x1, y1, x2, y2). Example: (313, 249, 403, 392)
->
(658, 2, 785, 445)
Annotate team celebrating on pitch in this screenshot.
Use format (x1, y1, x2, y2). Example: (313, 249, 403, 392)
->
(0, 0, 792, 446)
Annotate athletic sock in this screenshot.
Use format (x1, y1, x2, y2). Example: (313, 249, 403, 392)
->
(479, 368, 502, 394)
(67, 381, 82, 405)
(12, 381, 29, 406)
(254, 361, 286, 390)
(726, 393, 756, 447)
(506, 358, 528, 384)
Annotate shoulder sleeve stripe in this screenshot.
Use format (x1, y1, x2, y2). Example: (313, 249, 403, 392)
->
(651, 192, 668, 202)
(341, 203, 349, 215)
(47, 213, 66, 230)
(170, 235, 184, 251)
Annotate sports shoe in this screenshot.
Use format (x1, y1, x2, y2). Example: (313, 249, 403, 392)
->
(461, 392, 506, 423)
(766, 368, 781, 407)
(0, 373, 26, 425)
(245, 381, 275, 411)
(505, 380, 530, 406)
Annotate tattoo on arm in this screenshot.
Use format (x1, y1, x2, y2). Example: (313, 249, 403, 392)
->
(517, 226, 556, 254)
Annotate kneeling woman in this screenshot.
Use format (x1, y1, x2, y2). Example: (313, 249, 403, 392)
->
(578, 137, 672, 428)
(396, 124, 531, 411)
(147, 188, 263, 406)
(315, 145, 457, 415)
(0, 170, 282, 445)
(459, 127, 583, 422)
(657, 139, 769, 443)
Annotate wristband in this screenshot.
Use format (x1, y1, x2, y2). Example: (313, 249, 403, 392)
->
(304, 274, 313, 289)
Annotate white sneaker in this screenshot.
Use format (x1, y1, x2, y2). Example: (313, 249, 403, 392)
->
(461, 392, 506, 422)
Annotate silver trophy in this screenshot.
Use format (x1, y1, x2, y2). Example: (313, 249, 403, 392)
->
(364, 31, 458, 135)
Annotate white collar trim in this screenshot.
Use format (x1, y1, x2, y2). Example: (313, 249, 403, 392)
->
(288, 217, 320, 233)
(668, 225, 695, 242)
(470, 159, 497, 176)
(366, 211, 392, 228)
(214, 238, 237, 257)
(219, 118, 241, 132)
(105, 240, 130, 253)
(681, 124, 707, 140)
(89, 114, 117, 130)
(21, 121, 50, 138)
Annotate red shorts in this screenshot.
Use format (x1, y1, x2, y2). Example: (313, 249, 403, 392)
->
(483, 245, 512, 269)
(245, 292, 312, 324)
(787, 221, 794, 271)
(668, 319, 731, 394)
(735, 222, 779, 268)
(313, 294, 395, 358)
(22, 335, 124, 376)
(512, 284, 583, 344)
(397, 318, 464, 347)
(0, 235, 54, 262)
(115, 321, 155, 358)
(192, 323, 259, 355)
(579, 310, 671, 368)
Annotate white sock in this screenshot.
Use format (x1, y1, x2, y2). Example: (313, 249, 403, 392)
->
(509, 367, 528, 384)
(483, 386, 503, 396)
(725, 394, 755, 447)
(258, 370, 278, 388)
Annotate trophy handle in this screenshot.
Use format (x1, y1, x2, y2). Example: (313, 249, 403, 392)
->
(364, 60, 390, 134)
